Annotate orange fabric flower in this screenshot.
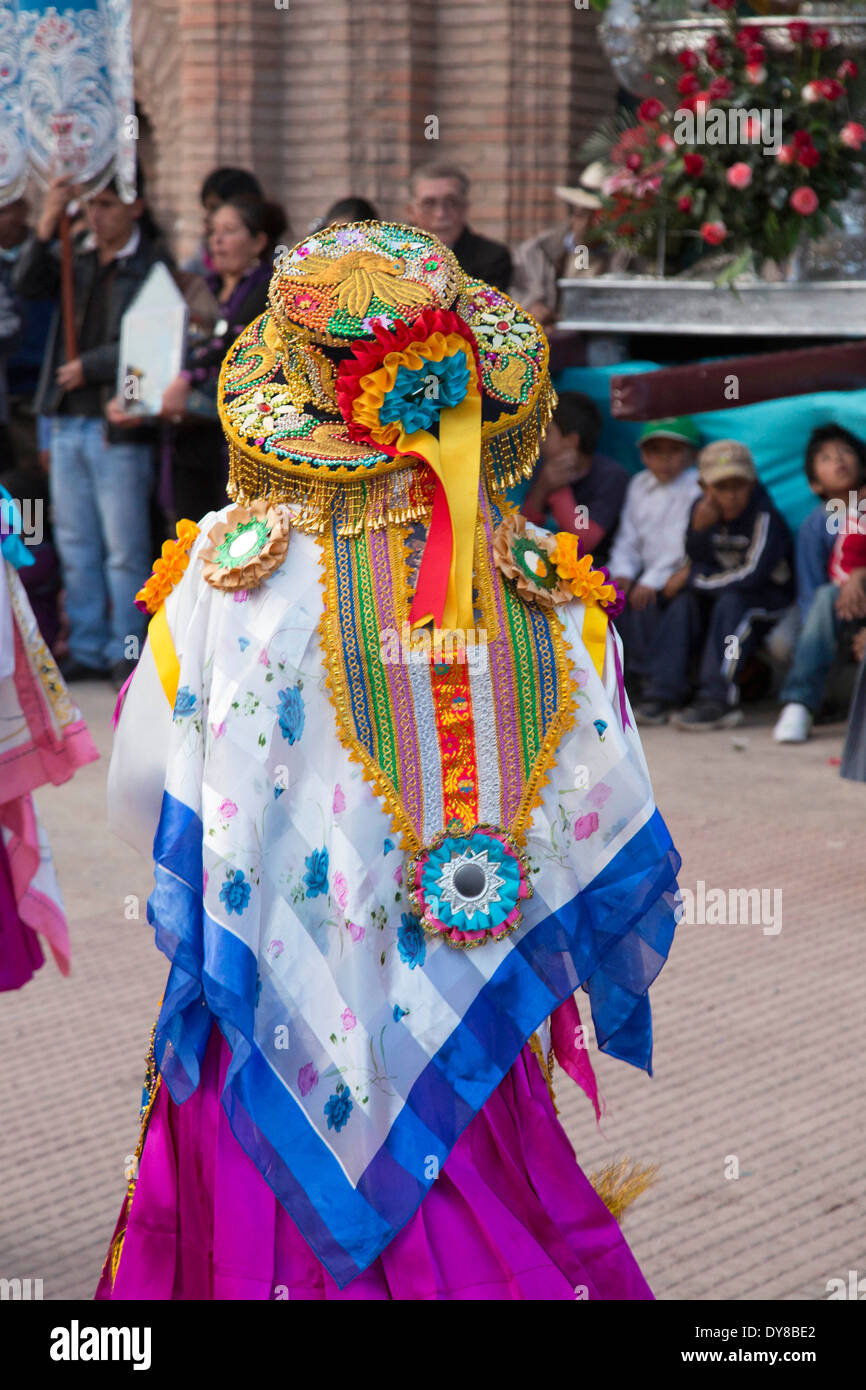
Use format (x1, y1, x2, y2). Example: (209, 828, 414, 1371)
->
(551, 534, 617, 607)
(134, 519, 200, 615)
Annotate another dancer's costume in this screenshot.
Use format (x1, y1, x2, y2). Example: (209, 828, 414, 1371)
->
(97, 224, 680, 1300)
(0, 492, 99, 990)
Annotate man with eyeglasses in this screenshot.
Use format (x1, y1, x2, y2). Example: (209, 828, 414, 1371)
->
(407, 162, 512, 291)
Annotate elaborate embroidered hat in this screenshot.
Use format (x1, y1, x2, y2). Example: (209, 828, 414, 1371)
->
(217, 221, 553, 549)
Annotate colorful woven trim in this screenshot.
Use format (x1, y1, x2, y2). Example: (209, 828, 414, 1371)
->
(317, 483, 576, 854)
(217, 221, 554, 530)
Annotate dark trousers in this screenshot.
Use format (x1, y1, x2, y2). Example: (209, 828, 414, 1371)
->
(614, 601, 667, 681)
(643, 587, 790, 707)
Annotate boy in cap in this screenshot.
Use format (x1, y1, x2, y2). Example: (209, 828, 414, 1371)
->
(608, 417, 702, 689)
(636, 439, 794, 730)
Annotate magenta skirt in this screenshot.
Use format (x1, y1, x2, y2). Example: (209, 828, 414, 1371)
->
(96, 1027, 652, 1301)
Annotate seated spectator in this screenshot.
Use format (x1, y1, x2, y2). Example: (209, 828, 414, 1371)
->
(510, 172, 622, 326)
(635, 440, 794, 731)
(183, 167, 264, 277)
(608, 417, 702, 687)
(841, 624, 866, 782)
(324, 196, 379, 227)
(767, 424, 864, 668)
(774, 428, 866, 743)
(14, 170, 169, 688)
(521, 390, 628, 565)
(407, 162, 512, 290)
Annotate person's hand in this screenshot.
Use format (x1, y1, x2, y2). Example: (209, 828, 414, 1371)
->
(160, 375, 191, 422)
(540, 453, 581, 492)
(56, 358, 84, 391)
(105, 395, 142, 428)
(852, 625, 866, 663)
(37, 176, 76, 242)
(611, 575, 633, 597)
(662, 562, 690, 601)
(629, 582, 657, 611)
(836, 573, 866, 621)
(691, 493, 721, 531)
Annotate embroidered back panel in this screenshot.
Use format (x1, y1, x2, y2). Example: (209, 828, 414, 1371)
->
(319, 488, 575, 854)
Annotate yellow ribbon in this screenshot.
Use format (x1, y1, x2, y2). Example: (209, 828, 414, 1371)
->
(581, 602, 609, 681)
(149, 603, 180, 710)
(354, 332, 482, 634)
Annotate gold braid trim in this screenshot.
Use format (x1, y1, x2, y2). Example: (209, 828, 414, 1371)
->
(589, 1158, 660, 1222)
(528, 1030, 559, 1114)
(104, 1011, 163, 1291)
(316, 535, 420, 853)
(510, 600, 579, 847)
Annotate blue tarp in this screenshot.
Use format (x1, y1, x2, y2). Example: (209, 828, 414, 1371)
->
(512, 360, 866, 533)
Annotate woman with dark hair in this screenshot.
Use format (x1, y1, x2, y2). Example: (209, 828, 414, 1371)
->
(184, 167, 264, 277)
(161, 193, 287, 520)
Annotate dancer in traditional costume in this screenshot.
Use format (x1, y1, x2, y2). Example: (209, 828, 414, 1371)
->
(0, 488, 99, 990)
(97, 223, 680, 1300)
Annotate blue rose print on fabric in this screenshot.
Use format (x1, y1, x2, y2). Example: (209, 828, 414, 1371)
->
(383, 837, 395, 854)
(324, 1084, 353, 1133)
(277, 684, 305, 744)
(220, 868, 251, 916)
(304, 846, 329, 898)
(393, 1004, 407, 1022)
(397, 912, 426, 970)
(173, 685, 197, 718)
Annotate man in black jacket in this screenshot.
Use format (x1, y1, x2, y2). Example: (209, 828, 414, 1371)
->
(635, 440, 795, 730)
(14, 175, 167, 686)
(406, 162, 512, 291)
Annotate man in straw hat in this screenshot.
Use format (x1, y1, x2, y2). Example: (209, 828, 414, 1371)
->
(97, 219, 681, 1300)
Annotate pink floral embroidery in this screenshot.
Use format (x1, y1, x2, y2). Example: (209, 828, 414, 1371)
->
(203, 868, 209, 893)
(341, 1007, 357, 1032)
(298, 1062, 318, 1096)
(333, 871, 348, 911)
(393, 865, 403, 885)
(210, 720, 226, 740)
(219, 798, 238, 818)
(258, 647, 270, 666)
(347, 921, 365, 943)
(233, 589, 249, 603)
(574, 812, 600, 840)
(588, 782, 612, 809)
(574, 667, 589, 689)
(333, 784, 346, 814)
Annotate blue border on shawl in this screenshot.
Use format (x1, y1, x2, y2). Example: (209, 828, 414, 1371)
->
(149, 790, 679, 1288)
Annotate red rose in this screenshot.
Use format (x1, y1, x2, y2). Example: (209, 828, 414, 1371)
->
(776, 144, 796, 165)
(657, 133, 676, 153)
(790, 186, 819, 216)
(726, 162, 753, 190)
(677, 195, 693, 213)
(811, 28, 830, 49)
(708, 76, 733, 99)
(787, 21, 810, 44)
(817, 78, 844, 101)
(792, 129, 814, 148)
(626, 152, 643, 171)
(677, 50, 699, 70)
(838, 60, 859, 80)
(797, 145, 820, 169)
(706, 40, 726, 71)
(677, 72, 701, 96)
(637, 97, 665, 122)
(746, 43, 766, 65)
(735, 27, 761, 50)
(701, 221, 727, 245)
(840, 121, 866, 150)
(683, 152, 705, 175)
(708, 0, 735, 9)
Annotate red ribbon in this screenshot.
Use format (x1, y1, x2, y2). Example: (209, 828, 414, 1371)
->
(409, 476, 453, 629)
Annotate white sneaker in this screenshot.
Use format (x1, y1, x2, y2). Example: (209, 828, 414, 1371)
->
(773, 703, 813, 744)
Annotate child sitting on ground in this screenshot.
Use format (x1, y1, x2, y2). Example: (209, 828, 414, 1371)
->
(635, 439, 794, 731)
(774, 425, 866, 743)
(607, 417, 702, 688)
(521, 391, 628, 565)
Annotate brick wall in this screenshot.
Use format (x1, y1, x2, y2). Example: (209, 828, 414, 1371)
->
(131, 0, 616, 263)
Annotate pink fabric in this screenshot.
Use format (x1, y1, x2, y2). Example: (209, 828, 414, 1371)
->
(112, 671, 136, 731)
(97, 1028, 652, 1302)
(551, 994, 603, 1123)
(0, 829, 44, 990)
(612, 638, 633, 732)
(0, 794, 70, 976)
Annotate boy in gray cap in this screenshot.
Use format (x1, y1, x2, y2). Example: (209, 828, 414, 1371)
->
(635, 440, 795, 730)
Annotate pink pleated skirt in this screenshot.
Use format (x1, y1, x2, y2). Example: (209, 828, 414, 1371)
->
(96, 1026, 652, 1301)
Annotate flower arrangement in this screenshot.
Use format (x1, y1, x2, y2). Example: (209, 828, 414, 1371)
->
(134, 519, 199, 615)
(589, 7, 866, 269)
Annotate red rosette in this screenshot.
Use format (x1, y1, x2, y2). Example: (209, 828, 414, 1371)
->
(334, 307, 482, 454)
